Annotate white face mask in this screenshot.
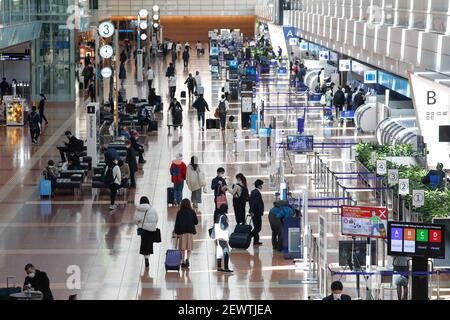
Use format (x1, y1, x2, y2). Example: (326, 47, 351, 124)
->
(28, 272, 36, 278)
(333, 293, 342, 300)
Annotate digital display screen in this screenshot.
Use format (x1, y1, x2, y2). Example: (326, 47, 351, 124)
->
(228, 60, 238, 70)
(287, 135, 314, 152)
(341, 206, 388, 239)
(388, 221, 445, 259)
(438, 126, 450, 142)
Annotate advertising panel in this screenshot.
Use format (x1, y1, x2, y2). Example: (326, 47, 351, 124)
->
(341, 206, 388, 238)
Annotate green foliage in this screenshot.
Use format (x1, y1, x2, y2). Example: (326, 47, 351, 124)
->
(355, 142, 449, 222)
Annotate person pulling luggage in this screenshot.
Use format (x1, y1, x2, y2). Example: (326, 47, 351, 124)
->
(192, 94, 210, 131)
(213, 204, 233, 273)
(168, 98, 183, 129)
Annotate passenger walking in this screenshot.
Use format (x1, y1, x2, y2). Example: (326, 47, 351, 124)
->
(333, 87, 346, 119)
(28, 106, 41, 145)
(217, 95, 229, 131)
(173, 199, 199, 268)
(119, 63, 126, 87)
(192, 93, 210, 131)
(0, 77, 10, 99)
(176, 42, 182, 59)
(135, 196, 159, 268)
(105, 159, 121, 210)
(185, 156, 206, 209)
(184, 73, 196, 101)
(146, 66, 155, 91)
(169, 74, 177, 99)
(166, 62, 175, 78)
(88, 80, 96, 102)
(223, 80, 230, 101)
(194, 71, 202, 94)
(170, 153, 187, 206)
(230, 173, 249, 225)
(172, 46, 178, 64)
(249, 179, 264, 246)
(168, 97, 183, 128)
(353, 88, 366, 109)
(38, 94, 48, 125)
(196, 41, 203, 56)
(211, 167, 227, 210)
(214, 205, 233, 273)
(182, 49, 190, 69)
(268, 200, 294, 251)
(125, 140, 138, 189)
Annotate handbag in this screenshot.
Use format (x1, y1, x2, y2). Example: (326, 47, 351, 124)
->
(214, 108, 220, 119)
(137, 209, 148, 236)
(208, 226, 215, 239)
(216, 194, 228, 208)
(152, 228, 162, 243)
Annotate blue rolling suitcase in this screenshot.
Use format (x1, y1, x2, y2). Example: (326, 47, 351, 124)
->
(39, 179, 52, 198)
(165, 238, 182, 271)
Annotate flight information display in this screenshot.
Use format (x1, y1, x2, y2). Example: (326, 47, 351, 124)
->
(388, 222, 445, 259)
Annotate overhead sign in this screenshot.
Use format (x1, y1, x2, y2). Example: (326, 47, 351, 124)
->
(388, 221, 445, 259)
(339, 59, 351, 72)
(412, 190, 425, 208)
(319, 51, 330, 61)
(376, 160, 387, 175)
(341, 206, 388, 238)
(399, 179, 410, 195)
(283, 26, 298, 40)
(364, 70, 378, 84)
(388, 169, 399, 185)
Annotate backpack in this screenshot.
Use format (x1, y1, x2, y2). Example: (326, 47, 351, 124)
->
(237, 185, 250, 202)
(103, 166, 115, 185)
(218, 100, 226, 114)
(187, 77, 195, 87)
(170, 165, 180, 176)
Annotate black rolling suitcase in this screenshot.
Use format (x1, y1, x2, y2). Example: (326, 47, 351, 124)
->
(229, 217, 253, 249)
(180, 91, 187, 99)
(172, 109, 183, 126)
(167, 187, 175, 206)
(148, 120, 158, 132)
(206, 118, 220, 130)
(154, 102, 163, 113)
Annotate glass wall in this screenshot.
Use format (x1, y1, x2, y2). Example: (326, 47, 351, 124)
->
(0, 0, 76, 101)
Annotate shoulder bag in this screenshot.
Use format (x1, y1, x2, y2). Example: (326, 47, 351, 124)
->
(137, 209, 148, 236)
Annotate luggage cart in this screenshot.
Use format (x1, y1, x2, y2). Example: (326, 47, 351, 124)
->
(167, 109, 183, 133)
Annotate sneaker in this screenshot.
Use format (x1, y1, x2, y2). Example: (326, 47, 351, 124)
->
(109, 204, 117, 210)
(254, 242, 263, 246)
(223, 269, 234, 273)
(139, 160, 147, 164)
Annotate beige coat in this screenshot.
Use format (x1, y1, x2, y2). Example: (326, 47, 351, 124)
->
(186, 165, 206, 192)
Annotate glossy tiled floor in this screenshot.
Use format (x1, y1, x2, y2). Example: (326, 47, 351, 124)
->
(1, 49, 440, 300)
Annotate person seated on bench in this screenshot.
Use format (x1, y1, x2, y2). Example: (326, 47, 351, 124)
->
(59, 131, 83, 163)
(118, 159, 130, 190)
(121, 126, 131, 140)
(66, 153, 82, 171)
(138, 104, 151, 131)
(148, 88, 161, 106)
(42, 160, 60, 194)
(130, 130, 146, 164)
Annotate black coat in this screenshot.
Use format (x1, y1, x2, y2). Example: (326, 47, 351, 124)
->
(333, 90, 346, 107)
(66, 136, 81, 153)
(126, 147, 138, 172)
(38, 99, 45, 113)
(23, 270, 53, 300)
(28, 111, 40, 130)
(174, 208, 198, 235)
(323, 294, 351, 301)
(211, 176, 227, 197)
(193, 97, 210, 113)
(249, 189, 264, 217)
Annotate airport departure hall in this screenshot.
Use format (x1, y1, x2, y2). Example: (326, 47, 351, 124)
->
(1, 0, 450, 307)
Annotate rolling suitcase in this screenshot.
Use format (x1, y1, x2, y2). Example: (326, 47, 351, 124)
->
(39, 179, 52, 198)
(154, 102, 163, 113)
(229, 232, 252, 249)
(206, 118, 220, 130)
(167, 187, 175, 205)
(180, 91, 187, 99)
(165, 237, 182, 271)
(172, 109, 183, 126)
(148, 120, 158, 132)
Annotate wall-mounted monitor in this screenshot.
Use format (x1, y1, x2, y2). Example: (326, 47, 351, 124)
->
(287, 135, 314, 152)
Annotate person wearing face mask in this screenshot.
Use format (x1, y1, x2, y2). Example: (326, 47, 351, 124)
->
(23, 264, 53, 300)
(323, 281, 351, 300)
(211, 167, 227, 210)
(249, 179, 264, 246)
(230, 173, 249, 225)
